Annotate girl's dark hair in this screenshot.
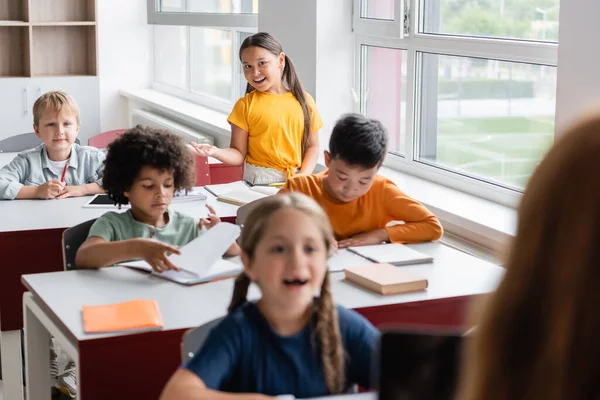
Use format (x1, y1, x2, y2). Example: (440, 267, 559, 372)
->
(458, 110, 600, 400)
(228, 193, 345, 394)
(102, 125, 195, 205)
(239, 32, 312, 157)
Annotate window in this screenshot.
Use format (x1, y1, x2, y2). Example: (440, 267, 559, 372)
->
(148, 0, 258, 28)
(150, 0, 257, 112)
(158, 0, 258, 13)
(355, 0, 559, 203)
(360, 46, 407, 155)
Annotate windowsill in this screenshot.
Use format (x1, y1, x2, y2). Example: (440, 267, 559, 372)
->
(120, 88, 231, 139)
(121, 88, 516, 261)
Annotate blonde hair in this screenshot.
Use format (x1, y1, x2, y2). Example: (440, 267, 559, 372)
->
(458, 111, 600, 400)
(229, 193, 345, 394)
(33, 90, 80, 126)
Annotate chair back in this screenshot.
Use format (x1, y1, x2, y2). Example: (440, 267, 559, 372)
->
(194, 155, 211, 186)
(88, 129, 125, 149)
(0, 133, 80, 152)
(236, 197, 271, 228)
(62, 218, 97, 270)
(181, 316, 225, 362)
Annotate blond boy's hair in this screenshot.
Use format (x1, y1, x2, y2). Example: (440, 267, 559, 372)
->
(33, 91, 80, 126)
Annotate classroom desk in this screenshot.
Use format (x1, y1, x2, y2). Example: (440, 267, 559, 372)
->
(21, 242, 503, 400)
(307, 393, 375, 400)
(208, 156, 244, 184)
(0, 189, 238, 400)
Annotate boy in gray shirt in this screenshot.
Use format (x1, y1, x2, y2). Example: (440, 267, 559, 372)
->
(0, 90, 105, 200)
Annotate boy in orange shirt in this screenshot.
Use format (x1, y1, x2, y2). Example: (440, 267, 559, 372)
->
(279, 113, 443, 247)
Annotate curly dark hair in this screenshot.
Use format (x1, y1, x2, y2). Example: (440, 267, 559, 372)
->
(102, 125, 195, 205)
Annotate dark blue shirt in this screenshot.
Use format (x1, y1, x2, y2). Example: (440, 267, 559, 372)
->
(184, 302, 379, 398)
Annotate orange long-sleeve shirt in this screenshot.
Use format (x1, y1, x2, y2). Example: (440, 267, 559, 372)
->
(279, 173, 443, 243)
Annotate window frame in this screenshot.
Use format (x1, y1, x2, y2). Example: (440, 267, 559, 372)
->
(354, 0, 559, 207)
(149, 0, 258, 114)
(353, 0, 406, 39)
(147, 0, 258, 28)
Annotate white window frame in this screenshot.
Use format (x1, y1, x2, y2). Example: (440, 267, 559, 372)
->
(149, 0, 257, 113)
(153, 27, 255, 114)
(353, 0, 406, 39)
(147, 0, 257, 29)
(354, 0, 558, 207)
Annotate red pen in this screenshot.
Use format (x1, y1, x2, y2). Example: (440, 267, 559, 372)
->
(60, 163, 68, 184)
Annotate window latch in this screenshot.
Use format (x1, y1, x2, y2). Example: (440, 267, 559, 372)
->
(403, 0, 410, 37)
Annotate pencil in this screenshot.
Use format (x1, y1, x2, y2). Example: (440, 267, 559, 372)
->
(268, 182, 285, 187)
(60, 164, 68, 184)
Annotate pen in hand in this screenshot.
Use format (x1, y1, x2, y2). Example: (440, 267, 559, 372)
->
(60, 163, 68, 184)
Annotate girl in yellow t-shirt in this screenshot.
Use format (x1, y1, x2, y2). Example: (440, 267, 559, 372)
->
(189, 32, 324, 185)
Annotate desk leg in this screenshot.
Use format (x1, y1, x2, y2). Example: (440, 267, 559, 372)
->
(24, 296, 52, 400)
(0, 330, 24, 400)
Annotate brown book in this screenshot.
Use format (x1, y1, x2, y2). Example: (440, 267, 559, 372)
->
(344, 263, 428, 295)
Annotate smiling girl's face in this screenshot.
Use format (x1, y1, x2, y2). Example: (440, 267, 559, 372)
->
(242, 207, 329, 315)
(241, 45, 286, 94)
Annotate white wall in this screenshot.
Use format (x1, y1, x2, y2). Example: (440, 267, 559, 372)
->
(258, 0, 318, 97)
(316, 0, 355, 158)
(555, 0, 600, 133)
(258, 0, 354, 162)
(97, 0, 153, 132)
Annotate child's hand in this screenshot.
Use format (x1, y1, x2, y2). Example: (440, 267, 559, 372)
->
(57, 185, 86, 199)
(331, 240, 339, 253)
(135, 238, 182, 272)
(188, 142, 217, 157)
(338, 229, 389, 248)
(36, 180, 65, 199)
(198, 204, 221, 230)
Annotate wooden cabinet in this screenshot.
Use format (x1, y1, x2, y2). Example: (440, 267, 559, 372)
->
(0, 0, 98, 77)
(0, 0, 100, 142)
(0, 78, 32, 135)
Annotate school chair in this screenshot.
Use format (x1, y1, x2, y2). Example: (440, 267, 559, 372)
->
(62, 218, 98, 270)
(0, 132, 80, 152)
(235, 197, 270, 229)
(181, 316, 225, 362)
(194, 155, 211, 186)
(87, 129, 126, 149)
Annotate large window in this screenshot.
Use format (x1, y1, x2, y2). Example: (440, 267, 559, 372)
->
(150, 0, 256, 112)
(356, 0, 559, 202)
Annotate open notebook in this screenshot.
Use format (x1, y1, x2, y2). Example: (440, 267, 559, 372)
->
(83, 188, 207, 208)
(328, 243, 433, 272)
(120, 223, 242, 285)
(204, 181, 279, 206)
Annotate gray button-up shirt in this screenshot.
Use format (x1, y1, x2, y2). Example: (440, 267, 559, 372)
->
(0, 144, 105, 200)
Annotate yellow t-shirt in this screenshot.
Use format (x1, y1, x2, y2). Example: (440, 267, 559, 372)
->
(227, 90, 324, 177)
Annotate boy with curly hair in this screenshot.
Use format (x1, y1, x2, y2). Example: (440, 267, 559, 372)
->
(76, 125, 239, 270)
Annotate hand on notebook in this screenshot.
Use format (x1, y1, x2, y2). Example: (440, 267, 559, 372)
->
(188, 142, 217, 157)
(338, 229, 390, 248)
(135, 238, 182, 272)
(36, 180, 65, 199)
(198, 204, 221, 230)
(56, 185, 85, 199)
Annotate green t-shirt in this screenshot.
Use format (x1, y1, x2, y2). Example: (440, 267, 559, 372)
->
(88, 208, 200, 247)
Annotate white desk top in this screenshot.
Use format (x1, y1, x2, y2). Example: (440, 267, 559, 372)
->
(0, 187, 238, 233)
(22, 242, 503, 342)
(0, 151, 17, 168)
(0, 152, 226, 166)
(306, 393, 375, 400)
